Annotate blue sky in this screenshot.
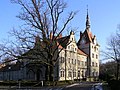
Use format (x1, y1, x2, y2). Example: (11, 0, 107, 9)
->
(67, 0, 120, 50)
(0, 0, 120, 60)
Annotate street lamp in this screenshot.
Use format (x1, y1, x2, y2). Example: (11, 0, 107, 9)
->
(8, 66, 11, 80)
(8, 66, 11, 89)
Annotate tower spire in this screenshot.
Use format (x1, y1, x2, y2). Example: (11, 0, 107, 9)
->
(86, 5, 90, 29)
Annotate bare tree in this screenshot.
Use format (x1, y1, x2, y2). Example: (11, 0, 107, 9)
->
(102, 32, 120, 80)
(0, 0, 76, 82)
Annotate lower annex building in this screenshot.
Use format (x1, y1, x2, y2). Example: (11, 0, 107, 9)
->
(0, 12, 100, 81)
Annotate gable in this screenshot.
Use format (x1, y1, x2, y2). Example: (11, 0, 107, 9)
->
(57, 36, 70, 48)
(78, 29, 99, 46)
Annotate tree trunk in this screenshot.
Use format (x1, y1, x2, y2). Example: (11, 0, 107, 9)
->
(48, 53, 54, 82)
(49, 67, 53, 81)
(116, 61, 119, 80)
(45, 64, 49, 81)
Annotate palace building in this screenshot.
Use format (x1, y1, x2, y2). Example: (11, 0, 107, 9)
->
(0, 11, 100, 81)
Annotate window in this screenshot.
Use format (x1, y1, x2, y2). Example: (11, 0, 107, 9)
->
(92, 53, 94, 58)
(74, 59, 76, 65)
(72, 59, 73, 64)
(61, 57, 64, 63)
(71, 45, 74, 51)
(68, 46, 70, 49)
(73, 71, 76, 77)
(78, 60, 80, 65)
(68, 58, 70, 63)
(92, 62, 94, 66)
(97, 48, 98, 50)
(94, 47, 96, 52)
(71, 47, 74, 51)
(81, 61, 84, 66)
(72, 38, 73, 41)
(96, 63, 98, 67)
(75, 48, 77, 51)
(68, 71, 72, 77)
(68, 52, 70, 57)
(92, 46, 93, 48)
(78, 71, 80, 77)
(96, 55, 98, 59)
(60, 70, 64, 77)
(82, 71, 84, 77)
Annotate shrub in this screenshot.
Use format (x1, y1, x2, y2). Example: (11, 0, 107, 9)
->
(108, 80, 120, 90)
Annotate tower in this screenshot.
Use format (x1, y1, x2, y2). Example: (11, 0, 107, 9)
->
(77, 9, 100, 81)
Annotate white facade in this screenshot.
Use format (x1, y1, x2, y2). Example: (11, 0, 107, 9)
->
(58, 31, 88, 81)
(77, 11, 100, 81)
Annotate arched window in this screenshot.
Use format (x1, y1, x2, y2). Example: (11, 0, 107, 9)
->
(27, 69, 35, 80)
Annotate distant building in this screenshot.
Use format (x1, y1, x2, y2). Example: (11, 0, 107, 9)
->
(0, 11, 100, 81)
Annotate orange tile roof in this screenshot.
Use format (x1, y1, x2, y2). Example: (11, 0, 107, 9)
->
(87, 30, 93, 42)
(77, 49, 87, 56)
(57, 35, 70, 48)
